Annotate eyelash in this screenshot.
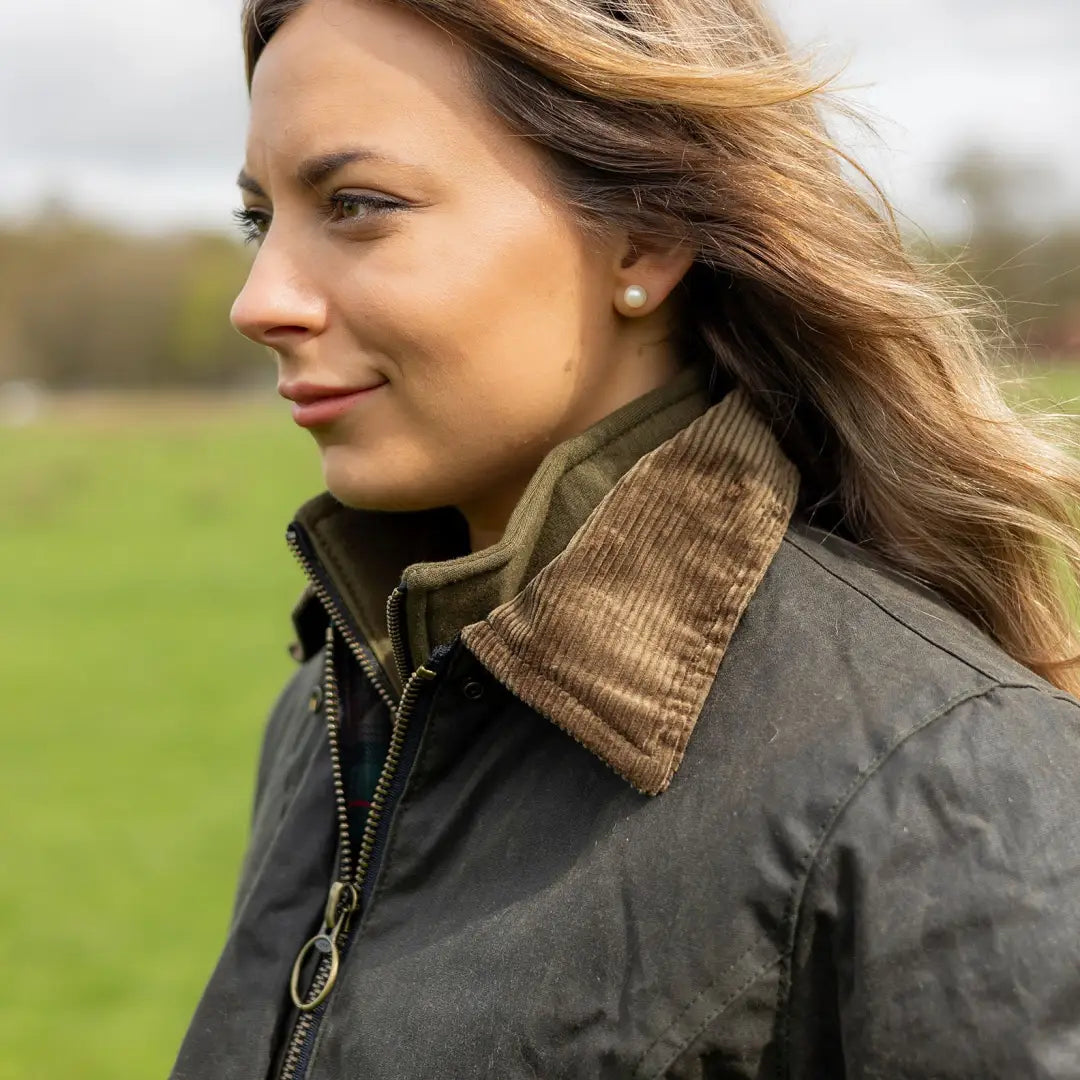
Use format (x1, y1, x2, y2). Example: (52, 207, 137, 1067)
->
(231, 193, 401, 245)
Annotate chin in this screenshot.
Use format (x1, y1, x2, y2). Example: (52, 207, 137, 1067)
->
(321, 453, 448, 514)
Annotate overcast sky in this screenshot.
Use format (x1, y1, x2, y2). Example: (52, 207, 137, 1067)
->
(1, 0, 1076, 236)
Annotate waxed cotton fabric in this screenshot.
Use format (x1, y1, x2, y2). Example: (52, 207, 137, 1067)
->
(173, 523, 1080, 1078)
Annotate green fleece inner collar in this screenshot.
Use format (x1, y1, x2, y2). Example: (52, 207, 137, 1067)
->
(294, 364, 712, 696)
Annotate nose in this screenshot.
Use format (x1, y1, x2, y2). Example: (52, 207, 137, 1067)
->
(230, 238, 328, 349)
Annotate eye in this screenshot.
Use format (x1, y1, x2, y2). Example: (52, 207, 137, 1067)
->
(325, 192, 401, 225)
(232, 207, 269, 246)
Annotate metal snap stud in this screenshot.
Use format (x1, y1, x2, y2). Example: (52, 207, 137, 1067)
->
(307, 686, 323, 713)
(461, 679, 485, 701)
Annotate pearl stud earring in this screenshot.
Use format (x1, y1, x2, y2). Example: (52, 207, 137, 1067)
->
(623, 284, 648, 310)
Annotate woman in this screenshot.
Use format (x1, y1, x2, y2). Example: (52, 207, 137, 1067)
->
(172, 0, 1080, 1076)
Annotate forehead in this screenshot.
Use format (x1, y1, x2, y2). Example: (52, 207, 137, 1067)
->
(246, 0, 494, 174)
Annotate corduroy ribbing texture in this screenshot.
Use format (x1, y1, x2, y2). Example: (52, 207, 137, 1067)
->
(461, 387, 800, 795)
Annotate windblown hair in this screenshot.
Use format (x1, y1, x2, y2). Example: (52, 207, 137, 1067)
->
(242, 0, 1080, 692)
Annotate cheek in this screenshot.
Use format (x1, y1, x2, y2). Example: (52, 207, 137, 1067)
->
(400, 263, 593, 476)
(371, 215, 592, 401)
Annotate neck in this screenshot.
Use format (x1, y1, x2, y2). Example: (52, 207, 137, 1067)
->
(457, 351, 687, 552)
(459, 491, 525, 553)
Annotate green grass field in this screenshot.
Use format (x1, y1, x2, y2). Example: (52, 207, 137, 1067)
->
(1, 366, 1078, 1079)
(0, 397, 320, 1079)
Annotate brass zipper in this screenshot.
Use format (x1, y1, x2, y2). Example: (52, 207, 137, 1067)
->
(278, 528, 435, 1080)
(386, 584, 409, 691)
(286, 526, 397, 712)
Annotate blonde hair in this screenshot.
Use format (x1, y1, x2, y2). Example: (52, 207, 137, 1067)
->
(242, 0, 1080, 693)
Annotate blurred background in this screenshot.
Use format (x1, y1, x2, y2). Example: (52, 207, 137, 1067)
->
(1, 1, 1078, 1077)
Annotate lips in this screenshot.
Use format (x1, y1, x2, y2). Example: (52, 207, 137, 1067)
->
(278, 380, 387, 428)
(278, 381, 384, 405)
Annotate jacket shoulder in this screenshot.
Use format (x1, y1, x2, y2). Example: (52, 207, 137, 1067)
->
(776, 519, 1052, 689)
(700, 515, 1080, 873)
(691, 525, 1080, 1073)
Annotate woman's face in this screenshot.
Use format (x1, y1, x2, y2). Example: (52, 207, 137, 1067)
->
(233, 0, 690, 540)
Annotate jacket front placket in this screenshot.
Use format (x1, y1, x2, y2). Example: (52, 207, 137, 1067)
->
(277, 521, 451, 1080)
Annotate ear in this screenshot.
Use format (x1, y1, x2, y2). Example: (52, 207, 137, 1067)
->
(612, 232, 698, 316)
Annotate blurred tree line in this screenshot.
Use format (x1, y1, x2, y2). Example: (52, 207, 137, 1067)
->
(0, 204, 265, 389)
(1, 149, 1077, 389)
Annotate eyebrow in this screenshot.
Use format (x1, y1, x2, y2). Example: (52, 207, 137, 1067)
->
(236, 170, 267, 197)
(236, 148, 421, 198)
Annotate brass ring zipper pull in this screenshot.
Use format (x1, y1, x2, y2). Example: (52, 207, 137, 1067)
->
(289, 882, 360, 1012)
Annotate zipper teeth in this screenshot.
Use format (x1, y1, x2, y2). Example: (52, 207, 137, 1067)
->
(321, 626, 353, 883)
(352, 663, 435, 885)
(386, 585, 409, 691)
(286, 528, 397, 712)
(277, 560, 438, 1080)
(277, 996, 323, 1080)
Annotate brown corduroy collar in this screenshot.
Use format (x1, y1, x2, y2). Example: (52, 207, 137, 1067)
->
(293, 379, 799, 796)
(461, 387, 800, 794)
